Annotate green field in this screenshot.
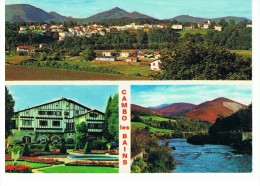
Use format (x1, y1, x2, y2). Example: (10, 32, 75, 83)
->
(140, 116, 174, 122)
(132, 122, 173, 133)
(57, 60, 151, 75)
(5, 161, 51, 169)
(178, 29, 209, 38)
(40, 165, 118, 173)
(230, 50, 252, 57)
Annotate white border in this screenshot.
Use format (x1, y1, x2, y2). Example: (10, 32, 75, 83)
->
(1, 0, 260, 186)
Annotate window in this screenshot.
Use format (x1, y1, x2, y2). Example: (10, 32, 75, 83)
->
(55, 111, 62, 116)
(47, 111, 54, 115)
(75, 111, 79, 115)
(38, 111, 46, 115)
(64, 111, 69, 116)
(39, 120, 48, 127)
(22, 120, 32, 126)
(89, 113, 98, 118)
(52, 121, 60, 127)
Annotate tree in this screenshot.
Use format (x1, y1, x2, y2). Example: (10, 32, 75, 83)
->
(136, 30, 145, 44)
(158, 41, 251, 80)
(76, 122, 88, 148)
(83, 141, 92, 154)
(82, 46, 96, 61)
(60, 142, 67, 153)
(22, 143, 30, 157)
(5, 86, 15, 138)
(103, 96, 113, 140)
(44, 142, 50, 152)
(106, 94, 119, 142)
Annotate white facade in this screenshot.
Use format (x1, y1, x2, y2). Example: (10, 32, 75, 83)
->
(171, 24, 183, 30)
(150, 59, 161, 71)
(11, 98, 105, 144)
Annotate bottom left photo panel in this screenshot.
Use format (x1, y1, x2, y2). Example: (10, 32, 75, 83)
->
(5, 85, 119, 173)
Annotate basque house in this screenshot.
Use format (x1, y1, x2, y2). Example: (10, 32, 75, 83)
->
(11, 98, 105, 144)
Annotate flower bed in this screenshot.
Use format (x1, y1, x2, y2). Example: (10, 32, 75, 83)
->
(5, 164, 32, 173)
(65, 160, 119, 167)
(5, 156, 63, 165)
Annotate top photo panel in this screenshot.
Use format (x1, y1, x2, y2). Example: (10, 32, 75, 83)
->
(5, 0, 252, 81)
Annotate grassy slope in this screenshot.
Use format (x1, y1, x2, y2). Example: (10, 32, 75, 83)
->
(140, 116, 174, 122)
(178, 29, 209, 38)
(131, 122, 173, 133)
(40, 166, 118, 173)
(5, 161, 51, 169)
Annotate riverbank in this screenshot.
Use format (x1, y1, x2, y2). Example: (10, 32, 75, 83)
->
(187, 134, 252, 154)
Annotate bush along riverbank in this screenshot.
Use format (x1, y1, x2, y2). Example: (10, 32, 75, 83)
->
(187, 105, 252, 154)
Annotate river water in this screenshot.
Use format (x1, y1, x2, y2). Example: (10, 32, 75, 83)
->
(160, 138, 252, 173)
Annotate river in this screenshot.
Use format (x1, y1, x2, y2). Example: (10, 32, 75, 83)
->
(160, 138, 252, 173)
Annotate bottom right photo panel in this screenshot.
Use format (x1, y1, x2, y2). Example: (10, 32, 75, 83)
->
(131, 84, 252, 173)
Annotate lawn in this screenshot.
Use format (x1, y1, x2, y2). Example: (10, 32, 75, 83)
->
(40, 165, 118, 173)
(5, 55, 32, 64)
(131, 122, 173, 133)
(178, 29, 209, 38)
(5, 161, 51, 169)
(140, 116, 174, 122)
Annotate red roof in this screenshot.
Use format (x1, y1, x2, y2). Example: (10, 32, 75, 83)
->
(121, 50, 138, 53)
(126, 57, 138, 60)
(17, 46, 36, 50)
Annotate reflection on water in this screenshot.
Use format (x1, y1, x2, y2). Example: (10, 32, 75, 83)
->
(160, 139, 252, 173)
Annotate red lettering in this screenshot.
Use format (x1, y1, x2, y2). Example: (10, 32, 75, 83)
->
(123, 134, 127, 138)
(123, 160, 127, 165)
(123, 109, 127, 114)
(122, 96, 127, 101)
(122, 90, 127, 95)
(122, 153, 128, 158)
(121, 102, 127, 108)
(122, 116, 127, 121)
(122, 140, 127, 145)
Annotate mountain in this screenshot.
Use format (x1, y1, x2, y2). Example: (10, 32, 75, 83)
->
(152, 103, 197, 117)
(131, 104, 161, 116)
(147, 103, 170, 109)
(185, 97, 247, 123)
(79, 7, 153, 24)
(5, 4, 251, 24)
(5, 4, 56, 22)
(49, 11, 67, 19)
(169, 15, 250, 24)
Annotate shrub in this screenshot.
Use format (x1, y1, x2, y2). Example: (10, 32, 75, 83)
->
(60, 142, 67, 154)
(21, 144, 30, 157)
(44, 143, 50, 152)
(65, 144, 75, 149)
(83, 141, 91, 154)
(66, 138, 74, 144)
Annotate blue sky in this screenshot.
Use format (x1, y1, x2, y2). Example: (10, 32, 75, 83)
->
(7, 85, 118, 112)
(131, 84, 252, 107)
(6, 0, 252, 19)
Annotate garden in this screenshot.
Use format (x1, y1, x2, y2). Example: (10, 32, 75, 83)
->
(5, 139, 119, 173)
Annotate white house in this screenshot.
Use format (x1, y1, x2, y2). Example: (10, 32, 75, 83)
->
(126, 57, 138, 62)
(171, 24, 183, 30)
(95, 56, 117, 62)
(150, 59, 162, 71)
(214, 25, 222, 31)
(17, 46, 36, 53)
(11, 98, 105, 144)
(102, 50, 114, 56)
